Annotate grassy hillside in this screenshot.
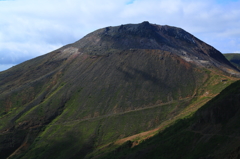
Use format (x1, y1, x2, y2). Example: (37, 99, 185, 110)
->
(224, 53, 240, 70)
(0, 49, 237, 159)
(95, 80, 240, 159)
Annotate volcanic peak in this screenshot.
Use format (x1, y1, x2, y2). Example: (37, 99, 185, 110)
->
(70, 22, 239, 76)
(72, 21, 196, 51)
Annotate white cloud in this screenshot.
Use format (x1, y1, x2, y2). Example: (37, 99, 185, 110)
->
(0, 0, 240, 71)
(233, 51, 240, 53)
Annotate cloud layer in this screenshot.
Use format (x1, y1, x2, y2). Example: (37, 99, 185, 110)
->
(1, 0, 240, 71)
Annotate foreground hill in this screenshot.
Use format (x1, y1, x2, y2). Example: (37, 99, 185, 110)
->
(97, 80, 240, 159)
(224, 53, 240, 70)
(0, 22, 239, 159)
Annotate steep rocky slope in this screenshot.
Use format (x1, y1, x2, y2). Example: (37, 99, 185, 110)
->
(0, 22, 239, 159)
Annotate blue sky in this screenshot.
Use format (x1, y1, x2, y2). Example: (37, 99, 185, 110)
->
(0, 0, 240, 71)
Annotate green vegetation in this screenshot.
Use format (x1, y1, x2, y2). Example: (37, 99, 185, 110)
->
(97, 80, 240, 159)
(0, 51, 237, 159)
(224, 53, 240, 69)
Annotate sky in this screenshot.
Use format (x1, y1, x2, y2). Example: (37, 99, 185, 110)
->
(0, 0, 240, 71)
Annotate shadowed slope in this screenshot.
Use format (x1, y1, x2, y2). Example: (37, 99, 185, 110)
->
(224, 53, 240, 70)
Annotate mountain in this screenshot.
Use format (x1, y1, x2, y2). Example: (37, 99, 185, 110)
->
(0, 22, 239, 159)
(96, 80, 240, 159)
(224, 53, 240, 70)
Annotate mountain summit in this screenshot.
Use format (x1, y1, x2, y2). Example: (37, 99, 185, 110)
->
(72, 21, 238, 75)
(0, 22, 239, 159)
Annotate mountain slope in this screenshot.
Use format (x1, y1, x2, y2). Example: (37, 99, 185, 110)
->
(224, 53, 240, 70)
(0, 22, 239, 159)
(97, 80, 240, 159)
